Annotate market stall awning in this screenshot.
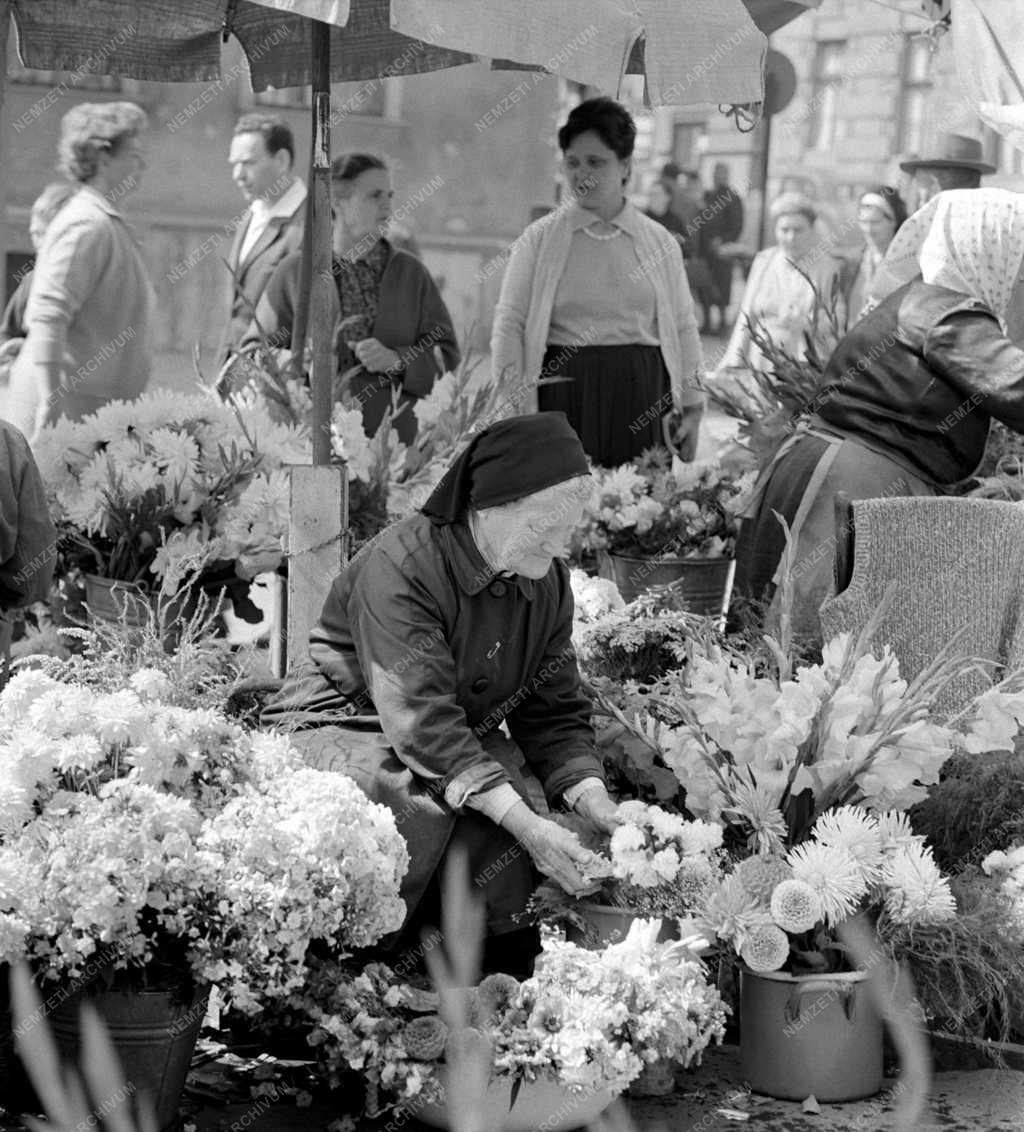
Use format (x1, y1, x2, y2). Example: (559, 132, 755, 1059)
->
(8, 0, 819, 108)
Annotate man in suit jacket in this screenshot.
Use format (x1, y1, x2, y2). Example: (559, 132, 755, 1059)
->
(218, 113, 306, 368)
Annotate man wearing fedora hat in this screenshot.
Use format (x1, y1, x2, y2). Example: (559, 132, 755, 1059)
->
(900, 132, 995, 208)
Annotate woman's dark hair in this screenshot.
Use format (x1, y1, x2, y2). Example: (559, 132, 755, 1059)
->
(557, 96, 636, 160)
(859, 184, 908, 232)
(330, 152, 388, 195)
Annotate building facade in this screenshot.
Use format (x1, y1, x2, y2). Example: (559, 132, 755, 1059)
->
(638, 0, 1024, 255)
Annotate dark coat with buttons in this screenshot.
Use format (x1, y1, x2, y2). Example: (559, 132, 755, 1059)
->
(261, 512, 604, 928)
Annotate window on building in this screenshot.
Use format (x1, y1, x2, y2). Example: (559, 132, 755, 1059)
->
(253, 78, 392, 118)
(806, 41, 845, 153)
(898, 35, 933, 155)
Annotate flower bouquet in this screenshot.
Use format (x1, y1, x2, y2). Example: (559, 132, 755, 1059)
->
(573, 450, 753, 562)
(225, 348, 537, 548)
(31, 390, 308, 618)
(531, 802, 724, 949)
(0, 668, 408, 1008)
(572, 450, 754, 610)
(298, 922, 727, 1118)
(701, 804, 955, 976)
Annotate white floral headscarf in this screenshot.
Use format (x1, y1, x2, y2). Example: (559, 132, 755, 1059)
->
(867, 188, 1024, 329)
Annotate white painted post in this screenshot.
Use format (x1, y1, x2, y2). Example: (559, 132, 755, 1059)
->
(277, 463, 348, 678)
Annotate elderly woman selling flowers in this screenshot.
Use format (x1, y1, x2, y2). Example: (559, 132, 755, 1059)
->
(263, 413, 620, 975)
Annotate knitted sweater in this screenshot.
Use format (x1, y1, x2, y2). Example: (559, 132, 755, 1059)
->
(818, 496, 1024, 714)
(490, 201, 704, 408)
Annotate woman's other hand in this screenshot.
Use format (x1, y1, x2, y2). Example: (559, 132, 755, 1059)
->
(350, 336, 402, 374)
(572, 783, 623, 836)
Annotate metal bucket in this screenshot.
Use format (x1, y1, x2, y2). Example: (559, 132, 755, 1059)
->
(739, 968, 883, 1101)
(49, 981, 210, 1131)
(598, 552, 734, 612)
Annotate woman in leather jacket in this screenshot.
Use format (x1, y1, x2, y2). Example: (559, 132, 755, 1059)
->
(733, 189, 1024, 642)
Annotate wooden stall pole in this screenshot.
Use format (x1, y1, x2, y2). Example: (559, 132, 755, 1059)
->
(309, 18, 332, 467)
(273, 18, 348, 679)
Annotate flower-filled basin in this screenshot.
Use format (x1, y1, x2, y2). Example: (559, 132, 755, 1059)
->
(417, 1074, 617, 1132)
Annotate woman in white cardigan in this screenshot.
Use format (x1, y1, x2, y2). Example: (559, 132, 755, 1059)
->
(490, 97, 705, 467)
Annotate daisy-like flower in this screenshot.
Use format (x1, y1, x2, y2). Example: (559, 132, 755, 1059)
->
(786, 842, 868, 926)
(769, 878, 822, 933)
(740, 922, 791, 973)
(881, 844, 956, 926)
(875, 810, 921, 855)
(811, 806, 884, 881)
(722, 780, 787, 854)
(735, 854, 791, 903)
(701, 873, 773, 948)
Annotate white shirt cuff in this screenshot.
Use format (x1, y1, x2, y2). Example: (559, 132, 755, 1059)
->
(464, 782, 523, 825)
(563, 777, 606, 809)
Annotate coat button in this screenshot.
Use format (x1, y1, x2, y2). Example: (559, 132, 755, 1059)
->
(471, 677, 489, 694)
(488, 580, 507, 597)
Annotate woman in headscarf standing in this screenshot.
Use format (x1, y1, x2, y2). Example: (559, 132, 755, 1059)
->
(733, 188, 1024, 642)
(715, 192, 843, 379)
(490, 97, 705, 467)
(837, 185, 908, 329)
(262, 413, 621, 974)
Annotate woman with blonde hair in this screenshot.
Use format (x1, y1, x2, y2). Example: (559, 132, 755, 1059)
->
(7, 101, 154, 442)
(716, 191, 842, 378)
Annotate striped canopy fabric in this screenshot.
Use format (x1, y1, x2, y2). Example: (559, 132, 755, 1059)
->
(6, 0, 820, 107)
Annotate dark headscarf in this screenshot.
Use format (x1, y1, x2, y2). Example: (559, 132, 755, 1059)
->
(421, 412, 590, 525)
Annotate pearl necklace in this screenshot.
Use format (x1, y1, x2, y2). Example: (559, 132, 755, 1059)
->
(582, 224, 622, 241)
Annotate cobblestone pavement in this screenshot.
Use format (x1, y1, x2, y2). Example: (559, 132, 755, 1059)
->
(182, 1043, 1024, 1132)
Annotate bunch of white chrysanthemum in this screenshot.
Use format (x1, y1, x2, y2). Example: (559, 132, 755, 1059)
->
(702, 805, 956, 974)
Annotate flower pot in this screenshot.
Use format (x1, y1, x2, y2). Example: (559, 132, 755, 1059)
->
(739, 968, 883, 1102)
(417, 1074, 617, 1131)
(48, 978, 210, 1132)
(566, 903, 678, 950)
(597, 551, 734, 613)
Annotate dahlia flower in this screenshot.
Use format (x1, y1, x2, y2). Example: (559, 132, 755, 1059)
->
(769, 878, 823, 933)
(740, 922, 791, 972)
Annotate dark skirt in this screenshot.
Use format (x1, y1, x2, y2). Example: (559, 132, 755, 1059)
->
(348, 369, 419, 445)
(538, 343, 671, 467)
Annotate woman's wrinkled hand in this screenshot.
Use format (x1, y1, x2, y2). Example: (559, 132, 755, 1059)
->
(573, 784, 623, 837)
(502, 802, 601, 896)
(520, 817, 602, 895)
